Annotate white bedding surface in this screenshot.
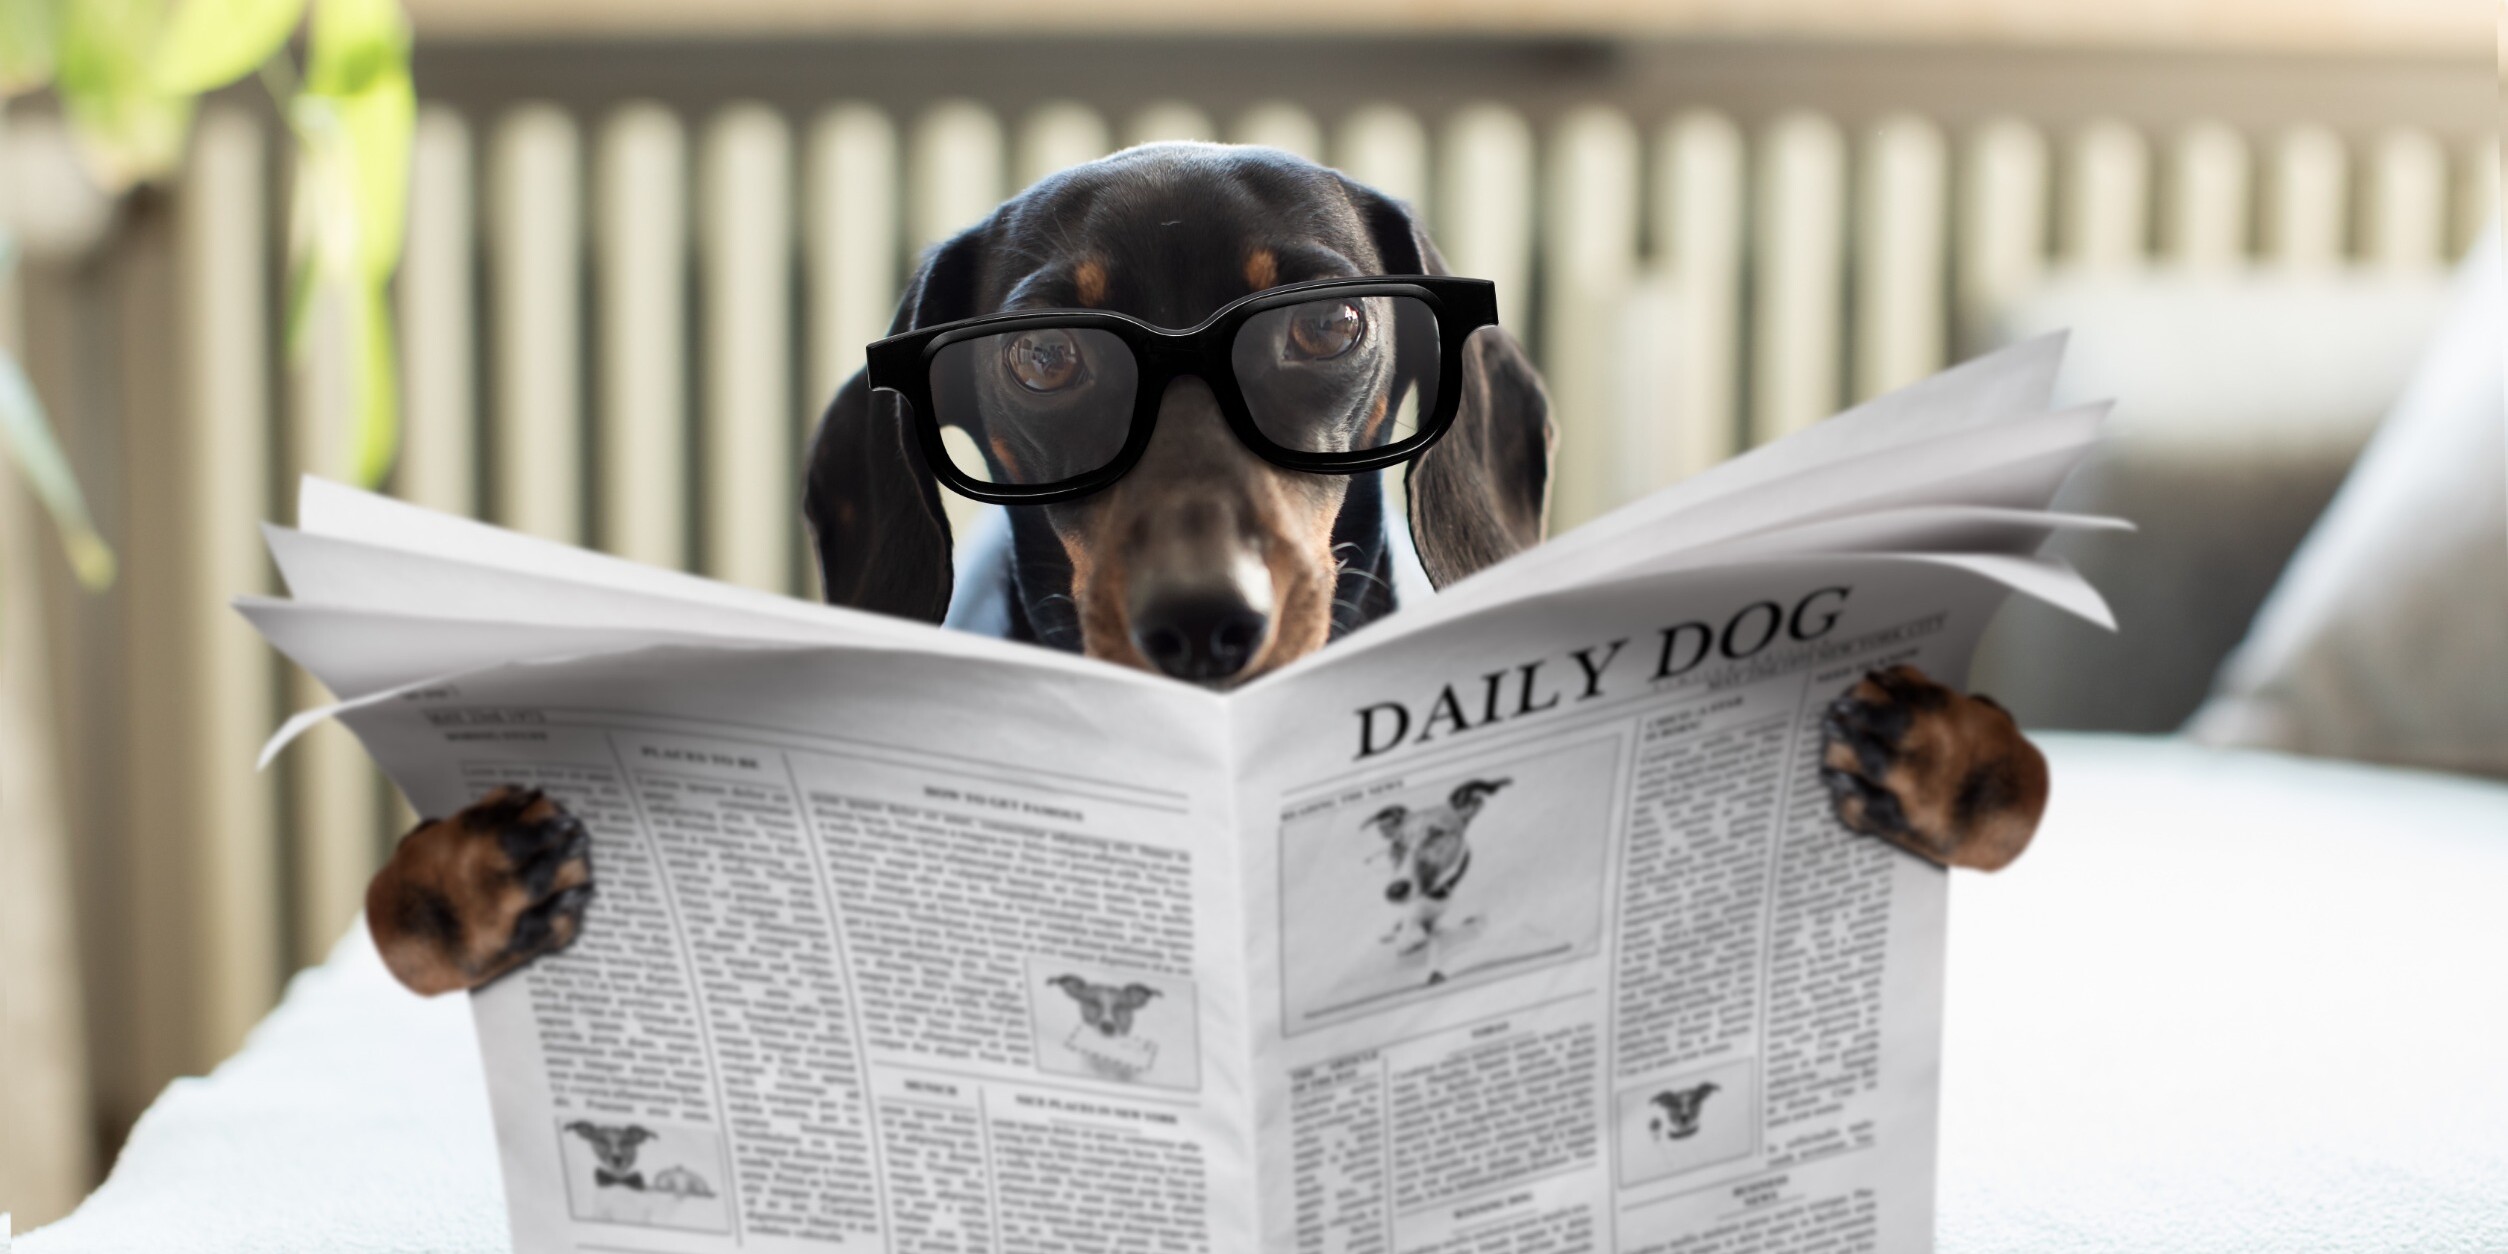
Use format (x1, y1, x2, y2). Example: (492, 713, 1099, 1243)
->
(26, 734, 2508, 1253)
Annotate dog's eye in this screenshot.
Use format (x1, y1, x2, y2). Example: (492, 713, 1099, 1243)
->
(1004, 329, 1084, 392)
(1286, 301, 1364, 360)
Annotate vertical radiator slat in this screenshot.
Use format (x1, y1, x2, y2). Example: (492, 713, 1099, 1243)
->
(594, 103, 689, 569)
(1438, 104, 1533, 335)
(1957, 117, 2049, 341)
(1649, 109, 1743, 483)
(399, 105, 477, 519)
(909, 100, 1002, 257)
(2452, 139, 2496, 258)
(1336, 104, 1430, 213)
(2064, 119, 2149, 273)
(908, 101, 1003, 541)
(174, 107, 280, 1056)
(2365, 127, 2446, 272)
(2164, 121, 2250, 270)
(1016, 101, 1111, 190)
(489, 105, 585, 542)
(1233, 102, 1324, 161)
(384, 104, 475, 835)
(2267, 124, 2347, 271)
(1541, 106, 1638, 527)
(700, 105, 796, 593)
(0, 100, 96, 1220)
(283, 147, 382, 968)
(1752, 110, 1845, 444)
(806, 105, 898, 414)
(1129, 101, 1217, 147)
(1855, 112, 1947, 401)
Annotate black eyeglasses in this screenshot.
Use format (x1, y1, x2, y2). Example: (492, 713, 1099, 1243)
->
(863, 275, 1499, 505)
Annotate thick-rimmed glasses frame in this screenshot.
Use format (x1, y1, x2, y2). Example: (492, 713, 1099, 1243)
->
(863, 275, 1500, 506)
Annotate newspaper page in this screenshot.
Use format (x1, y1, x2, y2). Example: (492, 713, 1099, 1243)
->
(1230, 555, 2040, 1254)
(273, 619, 1260, 1254)
(242, 333, 2104, 1254)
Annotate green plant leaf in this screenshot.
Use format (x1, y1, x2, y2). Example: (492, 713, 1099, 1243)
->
(350, 278, 395, 485)
(281, 223, 318, 358)
(55, 0, 190, 188)
(151, 0, 306, 96)
(303, 0, 399, 97)
(0, 354, 114, 587)
(0, 0, 61, 96)
(0, 338, 115, 589)
(303, 0, 409, 278)
(335, 59, 407, 279)
(292, 0, 409, 483)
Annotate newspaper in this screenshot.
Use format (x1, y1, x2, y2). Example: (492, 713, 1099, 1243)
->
(243, 336, 2115, 1254)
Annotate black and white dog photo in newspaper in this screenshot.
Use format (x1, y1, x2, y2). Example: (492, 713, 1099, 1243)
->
(1614, 1057, 1759, 1187)
(556, 1118, 732, 1234)
(1279, 736, 1619, 1023)
(1026, 958, 1202, 1091)
(1648, 1082, 1719, 1141)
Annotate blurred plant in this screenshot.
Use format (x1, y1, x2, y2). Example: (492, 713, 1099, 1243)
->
(0, 229, 112, 587)
(0, 0, 413, 588)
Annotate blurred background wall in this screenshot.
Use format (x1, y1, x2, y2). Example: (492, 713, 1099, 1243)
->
(0, 0, 2491, 1226)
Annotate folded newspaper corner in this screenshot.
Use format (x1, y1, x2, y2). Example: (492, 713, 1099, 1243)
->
(242, 334, 2122, 1254)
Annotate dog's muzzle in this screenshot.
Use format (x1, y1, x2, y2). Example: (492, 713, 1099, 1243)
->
(1125, 499, 1276, 683)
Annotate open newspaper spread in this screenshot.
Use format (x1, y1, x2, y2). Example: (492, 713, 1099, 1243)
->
(242, 336, 2117, 1254)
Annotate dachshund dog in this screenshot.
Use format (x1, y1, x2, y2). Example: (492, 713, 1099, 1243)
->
(361, 143, 2048, 997)
(1366, 778, 1510, 958)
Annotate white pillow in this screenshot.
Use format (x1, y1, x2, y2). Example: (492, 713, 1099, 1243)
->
(1967, 268, 2450, 732)
(2187, 232, 2507, 775)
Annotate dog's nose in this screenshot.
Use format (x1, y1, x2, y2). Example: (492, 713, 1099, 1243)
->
(1132, 593, 1268, 682)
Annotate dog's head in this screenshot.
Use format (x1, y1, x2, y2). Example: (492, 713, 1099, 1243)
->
(1365, 776, 1510, 902)
(564, 1120, 657, 1172)
(1047, 973, 1162, 1036)
(807, 142, 1553, 686)
(1646, 1082, 1719, 1140)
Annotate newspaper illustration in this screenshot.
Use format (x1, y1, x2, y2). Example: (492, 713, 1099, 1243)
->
(242, 336, 2119, 1254)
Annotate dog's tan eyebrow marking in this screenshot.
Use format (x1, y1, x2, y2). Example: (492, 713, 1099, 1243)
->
(1073, 258, 1109, 307)
(988, 436, 1025, 481)
(1243, 247, 1278, 292)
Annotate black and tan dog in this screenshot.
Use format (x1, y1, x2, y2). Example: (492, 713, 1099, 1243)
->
(363, 143, 2046, 997)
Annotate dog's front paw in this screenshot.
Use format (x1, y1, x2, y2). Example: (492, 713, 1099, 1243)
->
(1819, 664, 2047, 871)
(366, 786, 594, 995)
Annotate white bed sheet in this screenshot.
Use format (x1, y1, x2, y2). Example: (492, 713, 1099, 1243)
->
(25, 734, 2508, 1253)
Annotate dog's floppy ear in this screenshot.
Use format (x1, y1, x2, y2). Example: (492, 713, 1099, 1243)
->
(1342, 179, 1555, 589)
(1448, 777, 1511, 812)
(803, 222, 992, 621)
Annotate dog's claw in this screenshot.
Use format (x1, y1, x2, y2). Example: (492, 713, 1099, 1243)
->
(366, 785, 597, 996)
(1816, 664, 2048, 872)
